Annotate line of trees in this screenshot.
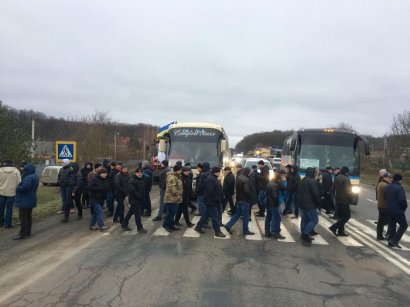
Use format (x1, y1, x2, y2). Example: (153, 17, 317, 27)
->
(0, 103, 158, 164)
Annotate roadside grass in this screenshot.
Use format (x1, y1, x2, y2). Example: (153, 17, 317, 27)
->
(0, 185, 61, 234)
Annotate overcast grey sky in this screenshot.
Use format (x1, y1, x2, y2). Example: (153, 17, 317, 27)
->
(1, 1, 409, 146)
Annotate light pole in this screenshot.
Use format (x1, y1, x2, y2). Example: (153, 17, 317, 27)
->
(114, 132, 120, 160)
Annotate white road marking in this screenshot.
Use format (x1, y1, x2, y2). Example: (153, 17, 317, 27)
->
(318, 214, 363, 247)
(183, 216, 201, 238)
(366, 220, 410, 243)
(276, 222, 296, 243)
(288, 215, 329, 245)
(367, 199, 377, 204)
(246, 214, 263, 241)
(346, 219, 410, 276)
(153, 227, 170, 236)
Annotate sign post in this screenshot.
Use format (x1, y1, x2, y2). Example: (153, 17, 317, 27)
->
(55, 141, 77, 162)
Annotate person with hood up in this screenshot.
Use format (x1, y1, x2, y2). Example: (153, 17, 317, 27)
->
(0, 159, 21, 228)
(385, 174, 408, 248)
(195, 162, 211, 220)
(61, 163, 84, 223)
(162, 165, 183, 232)
(329, 166, 353, 237)
(80, 162, 93, 208)
(13, 163, 39, 240)
(298, 167, 322, 245)
(57, 159, 71, 213)
(224, 167, 254, 236)
(195, 166, 226, 238)
(122, 168, 147, 233)
(88, 168, 110, 232)
(283, 165, 301, 218)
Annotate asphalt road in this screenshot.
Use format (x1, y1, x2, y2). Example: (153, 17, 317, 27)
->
(0, 184, 409, 307)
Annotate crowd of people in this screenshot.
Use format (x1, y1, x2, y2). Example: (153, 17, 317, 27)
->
(0, 158, 407, 248)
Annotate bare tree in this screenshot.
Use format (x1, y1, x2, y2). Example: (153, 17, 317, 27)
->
(333, 122, 356, 132)
(389, 110, 410, 168)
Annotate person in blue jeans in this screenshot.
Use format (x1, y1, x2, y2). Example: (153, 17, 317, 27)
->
(88, 168, 110, 232)
(153, 160, 170, 221)
(297, 167, 321, 246)
(195, 167, 225, 238)
(224, 167, 254, 236)
(265, 170, 287, 239)
(0, 159, 21, 228)
(256, 161, 270, 217)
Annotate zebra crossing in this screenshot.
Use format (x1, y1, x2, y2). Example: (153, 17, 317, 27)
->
(109, 211, 410, 252)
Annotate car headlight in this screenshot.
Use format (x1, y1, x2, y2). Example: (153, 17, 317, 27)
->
(352, 186, 360, 194)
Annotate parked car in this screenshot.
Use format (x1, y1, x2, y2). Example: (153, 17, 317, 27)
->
(272, 157, 282, 169)
(41, 166, 62, 186)
(243, 158, 275, 180)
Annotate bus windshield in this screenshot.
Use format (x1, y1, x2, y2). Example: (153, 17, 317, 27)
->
(298, 133, 359, 174)
(168, 128, 222, 167)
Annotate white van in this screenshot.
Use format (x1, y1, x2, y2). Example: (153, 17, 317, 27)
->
(41, 166, 62, 186)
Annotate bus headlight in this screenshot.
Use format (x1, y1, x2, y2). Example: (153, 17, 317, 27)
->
(352, 186, 360, 194)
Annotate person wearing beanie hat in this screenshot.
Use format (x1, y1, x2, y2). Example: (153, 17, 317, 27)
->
(385, 173, 408, 248)
(329, 166, 353, 237)
(153, 160, 171, 221)
(87, 166, 110, 232)
(195, 165, 226, 238)
(57, 158, 72, 214)
(162, 163, 183, 232)
(222, 166, 235, 214)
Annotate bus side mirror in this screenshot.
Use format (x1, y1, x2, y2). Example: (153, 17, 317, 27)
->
(159, 139, 166, 152)
(221, 140, 228, 153)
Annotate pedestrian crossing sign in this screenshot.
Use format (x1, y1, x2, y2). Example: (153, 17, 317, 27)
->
(56, 141, 77, 162)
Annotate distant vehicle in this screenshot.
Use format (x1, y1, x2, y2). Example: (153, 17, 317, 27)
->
(272, 157, 282, 168)
(41, 166, 62, 186)
(243, 158, 275, 180)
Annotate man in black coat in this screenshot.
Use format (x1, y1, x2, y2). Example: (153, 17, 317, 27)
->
(321, 167, 334, 214)
(175, 167, 195, 227)
(257, 160, 270, 217)
(153, 160, 170, 221)
(224, 167, 255, 236)
(195, 167, 225, 238)
(298, 167, 322, 245)
(114, 166, 129, 224)
(88, 168, 110, 232)
(61, 163, 84, 223)
(57, 159, 71, 213)
(329, 166, 353, 237)
(122, 168, 147, 233)
(222, 167, 235, 214)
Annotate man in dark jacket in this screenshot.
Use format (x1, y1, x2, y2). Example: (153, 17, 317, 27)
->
(298, 167, 322, 245)
(57, 159, 71, 213)
(153, 160, 170, 221)
(283, 165, 301, 217)
(321, 167, 334, 214)
(80, 162, 93, 208)
(329, 166, 353, 237)
(224, 167, 255, 236)
(114, 166, 129, 224)
(195, 167, 225, 238)
(385, 174, 408, 248)
(175, 167, 195, 227)
(265, 171, 287, 239)
(257, 160, 270, 217)
(61, 163, 84, 223)
(142, 161, 153, 216)
(196, 162, 211, 223)
(222, 167, 235, 214)
(122, 168, 147, 233)
(13, 164, 39, 240)
(88, 168, 110, 232)
(106, 162, 119, 217)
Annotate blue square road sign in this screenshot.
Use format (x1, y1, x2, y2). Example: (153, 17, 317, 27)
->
(56, 141, 77, 162)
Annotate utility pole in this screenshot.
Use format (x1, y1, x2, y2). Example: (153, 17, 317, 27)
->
(114, 132, 119, 160)
(31, 117, 35, 159)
